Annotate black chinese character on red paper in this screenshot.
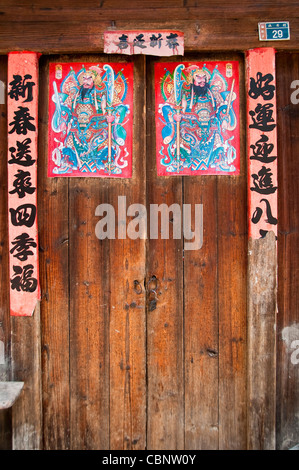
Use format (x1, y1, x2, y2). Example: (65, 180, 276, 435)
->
(250, 165, 277, 195)
(10, 232, 37, 261)
(10, 264, 37, 293)
(248, 72, 275, 101)
(9, 169, 36, 199)
(8, 138, 35, 166)
(8, 74, 35, 103)
(9, 106, 36, 135)
(9, 203, 36, 228)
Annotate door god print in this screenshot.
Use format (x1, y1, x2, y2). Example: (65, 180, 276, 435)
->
(48, 62, 133, 177)
(155, 61, 240, 175)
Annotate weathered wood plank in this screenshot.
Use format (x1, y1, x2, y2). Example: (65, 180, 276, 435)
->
(0, 54, 11, 449)
(276, 51, 299, 450)
(109, 55, 147, 450)
(0, 54, 9, 376)
(218, 56, 247, 450)
(0, 79, 12, 448)
(146, 57, 184, 450)
(0, 17, 299, 54)
(247, 232, 277, 449)
(183, 52, 222, 451)
(66, 55, 111, 447)
(66, 54, 146, 450)
(218, 182, 247, 450)
(68, 175, 110, 450)
(246, 48, 277, 450)
(0, 409, 12, 450)
(38, 56, 70, 450)
(184, 52, 245, 450)
(184, 175, 219, 450)
(0, 0, 299, 22)
(11, 304, 42, 450)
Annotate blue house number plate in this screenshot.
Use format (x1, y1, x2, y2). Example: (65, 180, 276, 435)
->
(259, 22, 290, 41)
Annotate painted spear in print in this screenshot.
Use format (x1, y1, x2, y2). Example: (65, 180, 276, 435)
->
(226, 78, 235, 117)
(103, 64, 115, 174)
(173, 64, 185, 171)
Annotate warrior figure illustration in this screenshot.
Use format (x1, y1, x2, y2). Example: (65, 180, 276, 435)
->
(159, 63, 238, 173)
(51, 64, 129, 175)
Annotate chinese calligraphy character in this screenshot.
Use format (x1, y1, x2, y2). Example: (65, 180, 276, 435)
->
(9, 203, 37, 227)
(8, 138, 35, 166)
(251, 198, 277, 225)
(10, 264, 38, 292)
(250, 165, 277, 194)
(166, 33, 179, 50)
(259, 229, 270, 238)
(9, 169, 36, 199)
(8, 74, 35, 102)
(8, 106, 36, 135)
(133, 34, 146, 49)
(249, 103, 276, 132)
(149, 33, 162, 48)
(248, 72, 275, 101)
(10, 232, 37, 261)
(250, 134, 277, 163)
(117, 34, 129, 50)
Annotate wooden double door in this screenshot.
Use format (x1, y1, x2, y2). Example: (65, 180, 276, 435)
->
(37, 52, 248, 450)
(1, 47, 298, 451)
(0, 52, 248, 450)
(35, 52, 248, 450)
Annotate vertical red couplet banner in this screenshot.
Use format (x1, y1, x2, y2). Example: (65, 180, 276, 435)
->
(7, 52, 40, 316)
(246, 48, 278, 240)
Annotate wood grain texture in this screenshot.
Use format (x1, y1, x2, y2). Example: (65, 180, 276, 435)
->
(184, 53, 247, 450)
(108, 55, 146, 450)
(0, 55, 11, 450)
(0, 18, 297, 447)
(218, 57, 247, 450)
(247, 232, 277, 450)
(11, 305, 42, 450)
(184, 175, 219, 450)
(0, 56, 9, 381)
(65, 55, 146, 450)
(1, 0, 299, 22)
(276, 51, 299, 450)
(146, 57, 184, 450)
(0, 408, 12, 450)
(182, 57, 220, 451)
(0, 13, 299, 54)
(38, 56, 71, 450)
(66, 55, 110, 450)
(218, 174, 248, 450)
(69, 175, 110, 450)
